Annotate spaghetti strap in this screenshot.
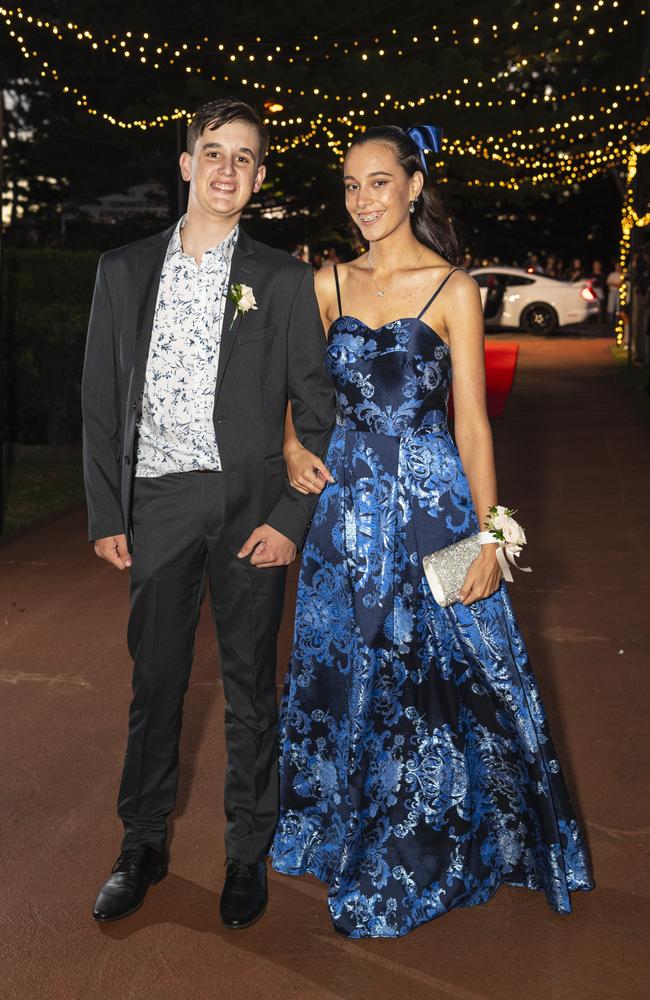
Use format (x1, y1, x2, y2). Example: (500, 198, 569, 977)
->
(417, 267, 461, 320)
(333, 264, 343, 318)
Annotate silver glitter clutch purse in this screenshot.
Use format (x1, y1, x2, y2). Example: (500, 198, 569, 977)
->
(423, 534, 482, 607)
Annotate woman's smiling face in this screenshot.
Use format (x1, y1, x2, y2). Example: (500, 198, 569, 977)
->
(343, 140, 423, 243)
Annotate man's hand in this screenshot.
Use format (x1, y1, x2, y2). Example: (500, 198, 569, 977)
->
(93, 533, 132, 570)
(237, 524, 297, 567)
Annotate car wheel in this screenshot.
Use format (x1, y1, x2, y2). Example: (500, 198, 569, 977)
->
(520, 302, 558, 335)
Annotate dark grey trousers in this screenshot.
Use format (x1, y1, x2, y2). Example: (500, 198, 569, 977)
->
(118, 471, 286, 862)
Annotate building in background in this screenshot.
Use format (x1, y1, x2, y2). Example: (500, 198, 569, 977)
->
(70, 181, 169, 227)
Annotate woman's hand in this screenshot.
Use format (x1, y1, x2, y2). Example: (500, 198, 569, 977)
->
(458, 544, 502, 606)
(284, 442, 334, 495)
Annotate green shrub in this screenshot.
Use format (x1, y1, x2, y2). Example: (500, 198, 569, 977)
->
(3, 249, 100, 445)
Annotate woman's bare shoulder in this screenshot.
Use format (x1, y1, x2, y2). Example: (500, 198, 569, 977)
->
(449, 267, 479, 292)
(443, 270, 483, 330)
(314, 264, 339, 308)
(315, 257, 367, 300)
(313, 266, 343, 335)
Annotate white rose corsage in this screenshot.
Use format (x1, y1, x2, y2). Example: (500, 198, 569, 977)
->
(228, 283, 257, 329)
(478, 505, 532, 582)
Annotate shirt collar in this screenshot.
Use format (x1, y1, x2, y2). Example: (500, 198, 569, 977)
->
(167, 216, 239, 267)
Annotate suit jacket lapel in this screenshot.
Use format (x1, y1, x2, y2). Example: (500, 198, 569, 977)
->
(215, 226, 254, 402)
(135, 225, 175, 400)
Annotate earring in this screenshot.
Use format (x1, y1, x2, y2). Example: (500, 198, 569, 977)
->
(409, 199, 417, 214)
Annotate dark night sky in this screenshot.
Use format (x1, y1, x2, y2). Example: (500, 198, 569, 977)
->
(1, 1, 646, 262)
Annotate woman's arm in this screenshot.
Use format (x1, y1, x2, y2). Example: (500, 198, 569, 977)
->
(261, 265, 336, 551)
(445, 272, 502, 605)
(282, 265, 338, 494)
(284, 404, 334, 494)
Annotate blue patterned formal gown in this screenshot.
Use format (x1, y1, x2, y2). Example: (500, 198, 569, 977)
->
(270, 268, 594, 938)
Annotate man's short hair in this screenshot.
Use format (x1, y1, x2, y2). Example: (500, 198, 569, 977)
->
(187, 98, 270, 164)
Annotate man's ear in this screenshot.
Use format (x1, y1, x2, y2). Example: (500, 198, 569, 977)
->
(179, 151, 192, 183)
(253, 163, 266, 194)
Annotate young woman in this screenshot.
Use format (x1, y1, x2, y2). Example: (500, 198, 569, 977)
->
(270, 126, 593, 938)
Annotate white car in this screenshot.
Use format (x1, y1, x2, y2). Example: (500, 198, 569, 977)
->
(469, 266, 600, 334)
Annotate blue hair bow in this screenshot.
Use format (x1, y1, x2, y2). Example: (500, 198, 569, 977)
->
(406, 125, 443, 174)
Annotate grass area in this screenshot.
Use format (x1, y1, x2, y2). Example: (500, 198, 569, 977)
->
(611, 344, 631, 364)
(1, 449, 85, 538)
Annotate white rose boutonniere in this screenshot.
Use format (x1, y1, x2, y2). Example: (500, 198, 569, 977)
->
(228, 283, 257, 329)
(479, 505, 531, 582)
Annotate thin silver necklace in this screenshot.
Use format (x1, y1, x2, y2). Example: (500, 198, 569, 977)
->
(366, 247, 426, 297)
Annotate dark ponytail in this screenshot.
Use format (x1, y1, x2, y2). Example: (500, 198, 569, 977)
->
(347, 125, 461, 265)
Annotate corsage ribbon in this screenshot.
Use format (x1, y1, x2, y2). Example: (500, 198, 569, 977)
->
(477, 531, 532, 583)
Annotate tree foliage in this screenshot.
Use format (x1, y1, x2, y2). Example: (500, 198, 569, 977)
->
(1, 0, 648, 259)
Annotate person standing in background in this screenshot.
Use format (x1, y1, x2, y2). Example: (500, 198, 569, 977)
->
(569, 258, 585, 282)
(525, 252, 544, 274)
(544, 254, 563, 279)
(589, 260, 607, 323)
(606, 262, 622, 330)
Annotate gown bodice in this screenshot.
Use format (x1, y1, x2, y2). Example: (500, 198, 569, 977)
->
(326, 315, 452, 437)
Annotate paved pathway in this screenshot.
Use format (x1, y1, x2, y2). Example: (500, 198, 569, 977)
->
(1, 335, 647, 1000)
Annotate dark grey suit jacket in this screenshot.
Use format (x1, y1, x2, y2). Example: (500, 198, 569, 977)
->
(81, 224, 335, 550)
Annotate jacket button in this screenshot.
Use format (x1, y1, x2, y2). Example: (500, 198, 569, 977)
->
(124, 455, 130, 465)
(132, 401, 136, 410)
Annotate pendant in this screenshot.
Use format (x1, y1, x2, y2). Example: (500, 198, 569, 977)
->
(377, 290, 384, 297)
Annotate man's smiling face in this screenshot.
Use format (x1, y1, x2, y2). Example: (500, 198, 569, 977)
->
(180, 118, 266, 223)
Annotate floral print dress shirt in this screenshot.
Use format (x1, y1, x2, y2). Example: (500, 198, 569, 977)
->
(135, 219, 239, 477)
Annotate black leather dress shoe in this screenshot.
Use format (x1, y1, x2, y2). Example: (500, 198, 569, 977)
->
(219, 859, 268, 929)
(92, 845, 168, 922)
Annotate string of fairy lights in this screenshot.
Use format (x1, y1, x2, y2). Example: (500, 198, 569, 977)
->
(2, 3, 648, 327)
(0, 1, 633, 70)
(0, 1, 645, 121)
(2, 11, 645, 179)
(615, 143, 650, 344)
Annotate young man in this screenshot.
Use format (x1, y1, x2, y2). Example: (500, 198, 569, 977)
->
(82, 99, 334, 928)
